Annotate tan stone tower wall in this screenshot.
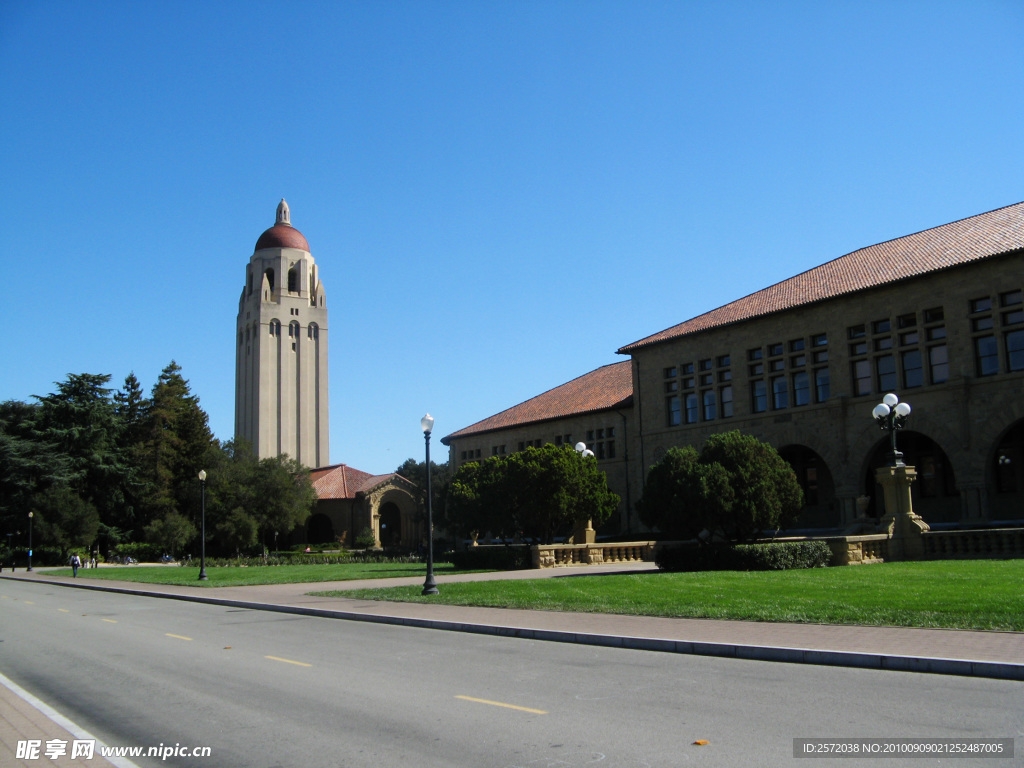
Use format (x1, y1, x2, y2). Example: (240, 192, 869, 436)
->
(235, 200, 329, 468)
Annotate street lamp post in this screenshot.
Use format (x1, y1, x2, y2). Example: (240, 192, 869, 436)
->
(5, 532, 12, 572)
(573, 443, 596, 545)
(27, 511, 33, 571)
(198, 470, 208, 581)
(872, 392, 912, 467)
(421, 414, 438, 596)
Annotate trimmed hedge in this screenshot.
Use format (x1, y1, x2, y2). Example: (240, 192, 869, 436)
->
(655, 541, 832, 572)
(450, 545, 532, 571)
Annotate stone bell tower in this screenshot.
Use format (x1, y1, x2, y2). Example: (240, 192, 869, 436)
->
(234, 200, 329, 468)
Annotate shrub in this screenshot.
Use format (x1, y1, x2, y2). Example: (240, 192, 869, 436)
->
(354, 527, 377, 550)
(450, 545, 532, 571)
(655, 541, 831, 572)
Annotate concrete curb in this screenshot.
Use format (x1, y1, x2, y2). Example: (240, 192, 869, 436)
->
(9, 576, 1024, 681)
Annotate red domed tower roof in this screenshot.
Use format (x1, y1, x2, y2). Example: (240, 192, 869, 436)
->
(254, 199, 310, 252)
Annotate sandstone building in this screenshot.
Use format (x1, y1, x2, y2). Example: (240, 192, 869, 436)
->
(443, 201, 1024, 535)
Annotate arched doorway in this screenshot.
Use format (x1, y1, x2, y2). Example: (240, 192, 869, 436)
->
(307, 513, 334, 545)
(779, 445, 838, 529)
(863, 431, 959, 524)
(992, 420, 1024, 523)
(378, 502, 401, 548)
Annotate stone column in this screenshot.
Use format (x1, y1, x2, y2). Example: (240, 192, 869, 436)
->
(876, 464, 929, 560)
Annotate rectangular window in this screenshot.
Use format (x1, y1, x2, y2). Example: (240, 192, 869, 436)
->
(897, 313, 917, 329)
(899, 330, 919, 345)
(814, 367, 830, 402)
(789, 338, 805, 352)
(682, 377, 694, 389)
(850, 341, 867, 356)
(901, 349, 923, 388)
(749, 363, 764, 376)
(717, 354, 731, 367)
(664, 380, 679, 393)
(666, 396, 680, 427)
(768, 343, 783, 357)
(718, 369, 732, 382)
(927, 325, 947, 341)
(699, 359, 712, 371)
(970, 297, 993, 314)
(848, 325, 866, 339)
(700, 373, 713, 386)
(1006, 329, 1024, 372)
(681, 362, 695, 374)
(852, 360, 872, 396)
(975, 336, 999, 376)
(751, 380, 767, 413)
(790, 354, 806, 367)
(770, 359, 785, 372)
(771, 376, 788, 409)
(748, 348, 763, 361)
(663, 366, 677, 379)
(876, 354, 897, 391)
(1004, 309, 1024, 326)
(720, 385, 734, 418)
(812, 333, 828, 347)
(874, 337, 893, 351)
(702, 391, 717, 420)
(929, 345, 949, 384)
(873, 319, 891, 334)
(1001, 289, 1023, 307)
(813, 349, 828, 364)
(924, 307, 944, 323)
(972, 316, 994, 332)
(685, 393, 699, 424)
(792, 371, 810, 406)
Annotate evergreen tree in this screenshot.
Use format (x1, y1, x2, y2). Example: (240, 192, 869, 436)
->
(136, 362, 217, 534)
(31, 374, 135, 541)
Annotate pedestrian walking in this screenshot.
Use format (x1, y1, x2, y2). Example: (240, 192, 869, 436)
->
(70, 553, 81, 577)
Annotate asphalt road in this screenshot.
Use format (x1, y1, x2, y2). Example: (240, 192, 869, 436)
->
(2, 579, 1021, 767)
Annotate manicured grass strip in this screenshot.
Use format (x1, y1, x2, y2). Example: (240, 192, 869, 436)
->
(46, 562, 468, 587)
(314, 560, 1024, 631)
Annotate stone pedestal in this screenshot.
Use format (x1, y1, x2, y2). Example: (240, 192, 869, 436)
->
(876, 464, 930, 560)
(572, 518, 596, 545)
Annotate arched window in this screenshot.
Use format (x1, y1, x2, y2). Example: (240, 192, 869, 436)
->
(288, 267, 298, 293)
(289, 321, 299, 338)
(264, 268, 275, 292)
(269, 320, 281, 337)
(308, 323, 319, 340)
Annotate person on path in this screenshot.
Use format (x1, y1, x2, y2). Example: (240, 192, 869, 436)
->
(70, 553, 81, 577)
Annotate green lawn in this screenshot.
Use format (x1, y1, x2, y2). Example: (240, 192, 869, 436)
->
(315, 559, 1024, 631)
(48, 561, 462, 587)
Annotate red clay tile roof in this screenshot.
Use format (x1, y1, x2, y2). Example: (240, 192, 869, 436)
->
(442, 361, 633, 443)
(618, 201, 1024, 354)
(255, 224, 310, 252)
(309, 463, 398, 500)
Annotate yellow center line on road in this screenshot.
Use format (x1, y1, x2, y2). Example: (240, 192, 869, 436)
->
(101, 618, 118, 623)
(265, 655, 312, 668)
(455, 695, 548, 715)
(58, 609, 70, 613)
(166, 634, 192, 641)
(24, 601, 34, 605)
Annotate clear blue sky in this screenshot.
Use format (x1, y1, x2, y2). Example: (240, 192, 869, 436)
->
(2, 1, 1022, 475)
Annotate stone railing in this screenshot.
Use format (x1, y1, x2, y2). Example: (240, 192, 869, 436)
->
(532, 541, 656, 569)
(920, 528, 1024, 559)
(824, 534, 890, 566)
